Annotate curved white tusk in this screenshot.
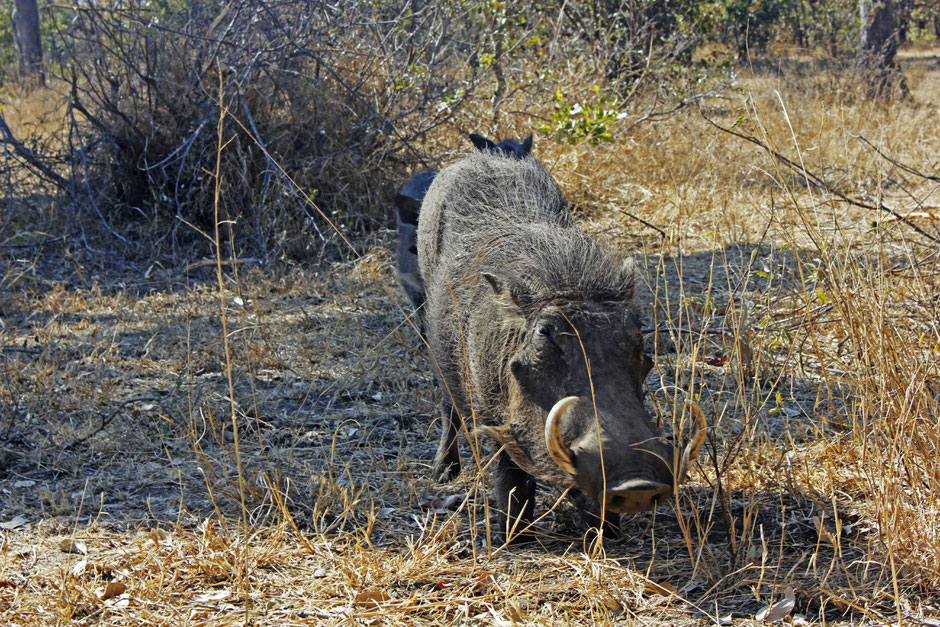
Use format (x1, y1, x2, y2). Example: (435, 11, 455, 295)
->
(545, 396, 579, 475)
(677, 401, 708, 484)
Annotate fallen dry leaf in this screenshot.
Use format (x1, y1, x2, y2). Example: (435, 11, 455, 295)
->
(355, 590, 390, 607)
(756, 586, 795, 622)
(601, 596, 623, 611)
(149, 529, 168, 545)
(58, 539, 87, 555)
(71, 559, 113, 578)
(507, 599, 528, 621)
(470, 572, 496, 592)
(194, 589, 230, 604)
(107, 596, 131, 609)
(0, 516, 27, 530)
(70, 559, 89, 577)
(425, 493, 467, 509)
(644, 581, 677, 596)
(100, 581, 126, 600)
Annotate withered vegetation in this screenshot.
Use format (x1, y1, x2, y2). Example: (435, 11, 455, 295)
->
(1, 3, 939, 624)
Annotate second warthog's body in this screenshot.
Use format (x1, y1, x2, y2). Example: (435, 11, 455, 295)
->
(418, 151, 702, 540)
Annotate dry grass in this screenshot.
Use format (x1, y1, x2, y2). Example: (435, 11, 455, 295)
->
(2, 50, 940, 625)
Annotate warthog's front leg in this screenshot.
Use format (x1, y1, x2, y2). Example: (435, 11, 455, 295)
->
(493, 452, 536, 544)
(432, 401, 461, 482)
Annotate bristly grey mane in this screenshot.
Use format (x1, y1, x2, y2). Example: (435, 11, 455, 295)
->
(459, 222, 636, 310)
(425, 151, 635, 310)
(432, 150, 571, 234)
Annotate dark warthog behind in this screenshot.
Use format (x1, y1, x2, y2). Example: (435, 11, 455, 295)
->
(417, 151, 704, 540)
(393, 134, 534, 325)
(394, 170, 436, 318)
(468, 133, 533, 159)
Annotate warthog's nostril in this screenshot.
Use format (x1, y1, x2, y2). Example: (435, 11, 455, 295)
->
(604, 481, 672, 514)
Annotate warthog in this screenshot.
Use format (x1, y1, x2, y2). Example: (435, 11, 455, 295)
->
(468, 133, 533, 159)
(393, 135, 534, 322)
(394, 170, 436, 317)
(417, 150, 705, 540)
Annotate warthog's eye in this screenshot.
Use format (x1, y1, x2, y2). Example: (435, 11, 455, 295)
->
(536, 324, 552, 338)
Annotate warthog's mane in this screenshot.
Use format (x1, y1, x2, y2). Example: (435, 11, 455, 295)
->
(459, 223, 637, 313)
(435, 151, 572, 236)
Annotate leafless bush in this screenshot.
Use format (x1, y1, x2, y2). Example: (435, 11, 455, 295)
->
(0, 0, 726, 263)
(23, 0, 487, 260)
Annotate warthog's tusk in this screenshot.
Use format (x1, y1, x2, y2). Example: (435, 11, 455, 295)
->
(545, 396, 579, 475)
(677, 401, 708, 484)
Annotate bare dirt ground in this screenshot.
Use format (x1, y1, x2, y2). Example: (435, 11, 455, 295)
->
(2, 54, 940, 625)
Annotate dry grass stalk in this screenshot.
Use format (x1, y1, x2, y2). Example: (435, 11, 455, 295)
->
(2, 47, 940, 625)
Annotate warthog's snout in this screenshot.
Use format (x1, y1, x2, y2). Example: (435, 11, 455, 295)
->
(603, 479, 673, 513)
(546, 396, 705, 514)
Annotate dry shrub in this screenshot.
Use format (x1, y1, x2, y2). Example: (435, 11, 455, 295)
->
(2, 1, 497, 260)
(48, 1, 447, 260)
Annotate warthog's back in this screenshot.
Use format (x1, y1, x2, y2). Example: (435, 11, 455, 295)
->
(417, 151, 570, 287)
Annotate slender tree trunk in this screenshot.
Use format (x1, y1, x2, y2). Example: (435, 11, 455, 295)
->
(896, 0, 910, 44)
(11, 0, 44, 88)
(858, 0, 907, 98)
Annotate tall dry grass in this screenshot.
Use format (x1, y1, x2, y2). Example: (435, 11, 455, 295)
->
(2, 38, 939, 626)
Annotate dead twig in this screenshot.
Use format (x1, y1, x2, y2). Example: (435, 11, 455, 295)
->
(700, 108, 940, 244)
(848, 132, 940, 182)
(63, 396, 164, 450)
(0, 114, 69, 190)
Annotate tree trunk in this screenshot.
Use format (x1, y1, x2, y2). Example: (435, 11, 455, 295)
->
(896, 0, 910, 44)
(11, 0, 44, 88)
(858, 0, 907, 98)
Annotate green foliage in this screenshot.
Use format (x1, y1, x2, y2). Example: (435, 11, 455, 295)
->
(540, 87, 624, 145)
(719, 0, 790, 56)
(0, 2, 13, 75)
(694, 0, 860, 59)
(908, 1, 940, 44)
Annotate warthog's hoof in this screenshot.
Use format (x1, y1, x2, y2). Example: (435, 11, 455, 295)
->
(432, 456, 460, 483)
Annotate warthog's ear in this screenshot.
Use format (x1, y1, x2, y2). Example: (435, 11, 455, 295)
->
(521, 135, 533, 154)
(469, 133, 496, 151)
(482, 273, 524, 317)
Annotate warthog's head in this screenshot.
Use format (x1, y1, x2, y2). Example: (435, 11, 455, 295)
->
(480, 257, 704, 514)
(468, 133, 533, 159)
